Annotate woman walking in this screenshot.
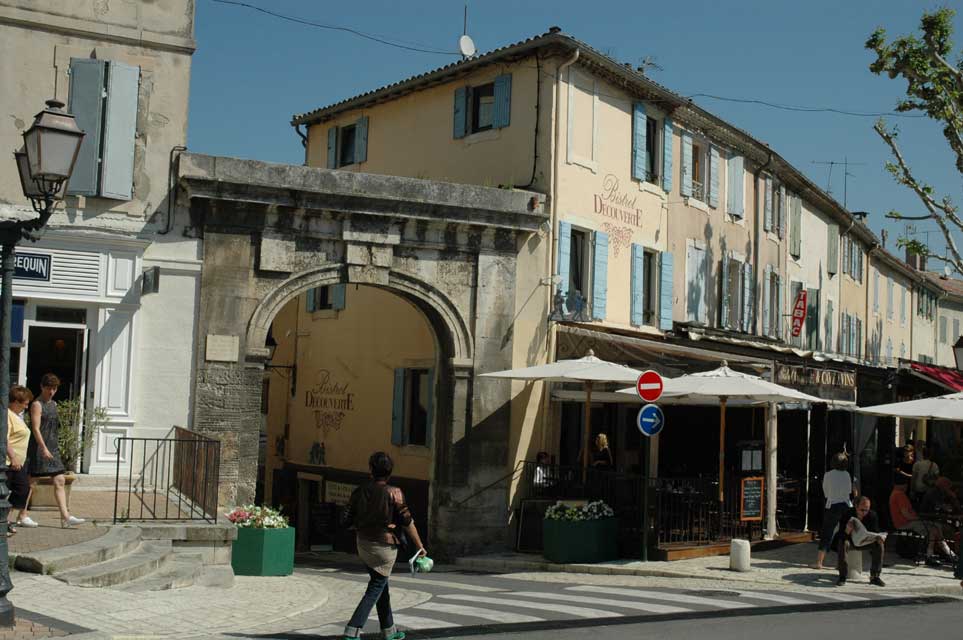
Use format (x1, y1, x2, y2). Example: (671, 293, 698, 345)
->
(20, 374, 84, 529)
(342, 452, 425, 640)
(813, 452, 856, 570)
(6, 385, 33, 536)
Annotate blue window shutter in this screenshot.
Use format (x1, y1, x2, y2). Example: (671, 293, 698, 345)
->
(776, 275, 783, 340)
(659, 252, 673, 331)
(662, 118, 673, 193)
(727, 155, 744, 217)
(306, 288, 317, 313)
(453, 86, 467, 138)
(557, 221, 572, 302)
(354, 115, 368, 164)
(630, 244, 644, 326)
(631, 103, 646, 182)
(66, 58, 106, 196)
(681, 132, 693, 197)
(762, 266, 771, 336)
(742, 263, 753, 333)
(592, 232, 608, 320)
(764, 176, 772, 232)
(493, 74, 512, 128)
(778, 187, 787, 240)
(708, 146, 720, 208)
(331, 284, 346, 310)
(856, 318, 862, 358)
(425, 368, 435, 446)
(100, 61, 139, 200)
(327, 127, 337, 168)
(720, 257, 730, 328)
(826, 299, 834, 352)
(391, 369, 405, 446)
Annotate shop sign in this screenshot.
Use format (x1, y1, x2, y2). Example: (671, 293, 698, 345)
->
(790, 289, 808, 338)
(739, 477, 764, 522)
(304, 370, 355, 435)
(775, 364, 856, 403)
(325, 480, 357, 505)
(13, 252, 51, 281)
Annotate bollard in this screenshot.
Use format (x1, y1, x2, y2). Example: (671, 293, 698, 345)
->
(846, 544, 864, 579)
(729, 539, 751, 572)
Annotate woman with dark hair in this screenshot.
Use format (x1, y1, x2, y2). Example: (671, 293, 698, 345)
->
(21, 373, 84, 529)
(341, 452, 425, 640)
(813, 452, 855, 570)
(6, 385, 33, 536)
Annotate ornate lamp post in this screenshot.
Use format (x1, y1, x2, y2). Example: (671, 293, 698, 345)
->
(0, 99, 84, 626)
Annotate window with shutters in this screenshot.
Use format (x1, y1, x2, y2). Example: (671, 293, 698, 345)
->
(689, 141, 711, 202)
(404, 368, 431, 446)
(328, 116, 369, 168)
(720, 257, 742, 330)
(338, 125, 357, 167)
(642, 250, 658, 325)
(645, 117, 661, 183)
(470, 82, 496, 133)
(569, 228, 591, 305)
(455, 74, 511, 140)
(306, 285, 346, 315)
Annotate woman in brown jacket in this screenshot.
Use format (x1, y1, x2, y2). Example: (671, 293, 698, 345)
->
(342, 452, 425, 640)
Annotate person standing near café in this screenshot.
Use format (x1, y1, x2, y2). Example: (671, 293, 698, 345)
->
(6, 385, 33, 536)
(814, 452, 856, 570)
(19, 374, 84, 529)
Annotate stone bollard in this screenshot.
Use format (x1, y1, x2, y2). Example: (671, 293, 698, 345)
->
(846, 545, 864, 579)
(730, 539, 751, 572)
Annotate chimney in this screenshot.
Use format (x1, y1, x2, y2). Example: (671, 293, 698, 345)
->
(881, 229, 888, 249)
(906, 246, 927, 271)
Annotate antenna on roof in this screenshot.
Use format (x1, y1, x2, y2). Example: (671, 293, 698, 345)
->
(459, 2, 476, 59)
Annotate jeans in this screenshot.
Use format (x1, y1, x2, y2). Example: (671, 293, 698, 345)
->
(819, 503, 850, 552)
(837, 540, 883, 578)
(344, 567, 395, 637)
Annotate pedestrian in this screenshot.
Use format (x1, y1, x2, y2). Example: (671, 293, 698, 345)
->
(6, 385, 33, 537)
(813, 452, 855, 570)
(836, 496, 886, 587)
(592, 433, 614, 470)
(911, 441, 939, 502)
(20, 374, 84, 529)
(341, 452, 424, 640)
(895, 443, 914, 484)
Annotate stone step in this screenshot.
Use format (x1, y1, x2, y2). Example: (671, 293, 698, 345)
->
(112, 555, 204, 592)
(194, 564, 236, 589)
(12, 525, 143, 574)
(53, 541, 173, 588)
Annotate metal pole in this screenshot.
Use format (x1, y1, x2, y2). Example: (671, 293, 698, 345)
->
(581, 382, 593, 483)
(803, 407, 811, 532)
(718, 397, 727, 502)
(641, 435, 649, 561)
(0, 240, 18, 625)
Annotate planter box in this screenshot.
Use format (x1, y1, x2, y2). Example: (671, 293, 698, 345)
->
(542, 517, 618, 564)
(29, 472, 75, 509)
(231, 527, 295, 576)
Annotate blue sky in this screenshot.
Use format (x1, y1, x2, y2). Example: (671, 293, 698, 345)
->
(189, 0, 963, 267)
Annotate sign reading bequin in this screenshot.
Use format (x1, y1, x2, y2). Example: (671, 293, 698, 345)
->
(304, 370, 355, 434)
(594, 174, 644, 228)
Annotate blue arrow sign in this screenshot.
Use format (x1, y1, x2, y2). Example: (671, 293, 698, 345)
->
(637, 404, 665, 437)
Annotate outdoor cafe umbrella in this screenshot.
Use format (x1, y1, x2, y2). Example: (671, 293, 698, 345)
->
(618, 361, 822, 502)
(857, 392, 963, 421)
(480, 349, 643, 475)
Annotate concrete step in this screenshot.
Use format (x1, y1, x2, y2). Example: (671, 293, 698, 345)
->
(12, 525, 143, 574)
(195, 564, 235, 589)
(53, 541, 173, 588)
(112, 554, 203, 592)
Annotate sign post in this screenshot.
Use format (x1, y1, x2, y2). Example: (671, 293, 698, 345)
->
(790, 289, 808, 338)
(635, 394, 665, 562)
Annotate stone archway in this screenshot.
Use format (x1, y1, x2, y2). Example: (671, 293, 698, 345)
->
(178, 153, 545, 555)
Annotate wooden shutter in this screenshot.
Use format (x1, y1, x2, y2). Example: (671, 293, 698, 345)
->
(873, 272, 879, 313)
(659, 252, 673, 330)
(631, 103, 646, 182)
(391, 369, 406, 445)
(742, 263, 753, 333)
(790, 195, 802, 256)
(100, 61, 139, 200)
(305, 287, 317, 313)
(778, 186, 787, 240)
(592, 232, 609, 320)
(354, 115, 368, 164)
(856, 318, 862, 357)
(630, 244, 644, 326)
(494, 74, 512, 128)
(662, 118, 673, 193)
(327, 127, 337, 168)
(826, 299, 834, 352)
(709, 146, 720, 208)
(331, 284, 346, 310)
(453, 86, 468, 138)
(763, 176, 772, 231)
(557, 221, 572, 301)
(762, 266, 772, 336)
(681, 132, 693, 197)
(720, 257, 730, 328)
(776, 275, 784, 340)
(727, 155, 744, 217)
(66, 58, 106, 196)
(686, 244, 702, 322)
(827, 225, 839, 275)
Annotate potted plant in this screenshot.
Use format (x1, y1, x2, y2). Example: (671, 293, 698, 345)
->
(542, 500, 618, 564)
(227, 504, 295, 576)
(29, 399, 107, 508)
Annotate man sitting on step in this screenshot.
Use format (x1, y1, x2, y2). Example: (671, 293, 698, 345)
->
(837, 496, 886, 587)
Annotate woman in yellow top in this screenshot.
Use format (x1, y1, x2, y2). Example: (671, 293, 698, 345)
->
(6, 385, 32, 537)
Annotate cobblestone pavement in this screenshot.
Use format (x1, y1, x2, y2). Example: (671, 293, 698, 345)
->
(8, 491, 113, 555)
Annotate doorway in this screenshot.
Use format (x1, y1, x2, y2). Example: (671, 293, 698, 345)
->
(20, 322, 89, 401)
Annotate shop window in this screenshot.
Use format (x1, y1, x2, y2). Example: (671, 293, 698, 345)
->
(306, 285, 346, 313)
(645, 117, 661, 183)
(391, 368, 434, 447)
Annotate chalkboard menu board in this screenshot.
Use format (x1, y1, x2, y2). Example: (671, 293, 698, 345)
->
(740, 477, 764, 522)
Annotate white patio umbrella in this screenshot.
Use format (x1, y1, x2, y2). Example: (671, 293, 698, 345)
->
(617, 361, 822, 502)
(857, 392, 963, 421)
(480, 349, 643, 475)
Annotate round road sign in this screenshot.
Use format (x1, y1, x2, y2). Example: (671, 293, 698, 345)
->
(636, 404, 665, 437)
(636, 370, 664, 402)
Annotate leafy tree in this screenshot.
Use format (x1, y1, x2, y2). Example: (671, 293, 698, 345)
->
(866, 8, 963, 274)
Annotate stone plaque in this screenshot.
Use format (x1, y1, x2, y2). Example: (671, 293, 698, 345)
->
(206, 334, 240, 362)
(325, 481, 357, 505)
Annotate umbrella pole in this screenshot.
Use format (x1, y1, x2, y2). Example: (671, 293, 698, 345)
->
(582, 382, 593, 483)
(719, 397, 727, 503)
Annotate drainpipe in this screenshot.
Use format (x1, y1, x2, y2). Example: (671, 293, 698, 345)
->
(539, 47, 579, 453)
(866, 242, 880, 363)
(752, 152, 773, 336)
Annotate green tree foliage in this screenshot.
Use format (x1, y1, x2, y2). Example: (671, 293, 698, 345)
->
(866, 8, 963, 274)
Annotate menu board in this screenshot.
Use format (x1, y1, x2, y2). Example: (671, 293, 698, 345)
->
(740, 477, 764, 522)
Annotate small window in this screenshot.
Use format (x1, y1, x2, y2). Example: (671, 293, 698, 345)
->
(470, 82, 496, 133)
(306, 285, 346, 313)
(645, 117, 660, 183)
(642, 250, 657, 325)
(691, 142, 705, 201)
(404, 369, 431, 446)
(338, 124, 357, 167)
(568, 228, 591, 304)
(36, 307, 87, 324)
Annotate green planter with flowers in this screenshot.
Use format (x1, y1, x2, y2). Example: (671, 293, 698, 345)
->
(228, 505, 294, 576)
(542, 500, 618, 564)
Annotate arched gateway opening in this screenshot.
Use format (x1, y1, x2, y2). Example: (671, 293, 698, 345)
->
(179, 154, 545, 556)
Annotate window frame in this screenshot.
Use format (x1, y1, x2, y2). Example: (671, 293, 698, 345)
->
(403, 368, 431, 447)
(642, 249, 658, 326)
(337, 124, 357, 168)
(469, 82, 496, 134)
(645, 116, 661, 184)
(690, 140, 707, 202)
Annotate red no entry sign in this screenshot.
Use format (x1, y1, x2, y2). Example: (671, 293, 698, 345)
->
(636, 370, 664, 402)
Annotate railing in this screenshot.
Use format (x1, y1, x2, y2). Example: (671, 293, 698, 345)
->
(691, 179, 705, 202)
(113, 427, 221, 523)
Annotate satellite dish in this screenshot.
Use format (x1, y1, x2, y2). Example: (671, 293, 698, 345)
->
(945, 265, 952, 277)
(459, 34, 476, 58)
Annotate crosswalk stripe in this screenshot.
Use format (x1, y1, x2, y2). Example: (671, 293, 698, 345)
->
(439, 594, 622, 619)
(510, 591, 692, 614)
(733, 591, 826, 606)
(415, 602, 543, 623)
(392, 613, 457, 630)
(799, 591, 870, 602)
(567, 586, 753, 609)
(391, 575, 507, 592)
(291, 624, 344, 636)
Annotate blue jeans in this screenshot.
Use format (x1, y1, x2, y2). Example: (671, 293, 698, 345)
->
(344, 567, 395, 637)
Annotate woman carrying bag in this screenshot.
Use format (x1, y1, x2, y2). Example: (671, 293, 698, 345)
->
(341, 452, 425, 640)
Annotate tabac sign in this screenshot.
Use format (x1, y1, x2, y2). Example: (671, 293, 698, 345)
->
(790, 289, 808, 338)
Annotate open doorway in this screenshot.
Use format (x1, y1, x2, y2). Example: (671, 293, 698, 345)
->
(23, 324, 87, 401)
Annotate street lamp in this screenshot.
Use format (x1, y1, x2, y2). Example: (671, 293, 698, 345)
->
(0, 99, 84, 627)
(953, 336, 963, 371)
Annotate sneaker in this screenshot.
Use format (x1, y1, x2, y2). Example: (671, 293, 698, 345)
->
(870, 576, 886, 587)
(384, 633, 405, 640)
(61, 516, 84, 528)
(17, 516, 38, 528)
(836, 576, 846, 586)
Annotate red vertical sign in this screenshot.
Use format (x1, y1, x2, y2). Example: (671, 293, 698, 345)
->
(791, 289, 808, 338)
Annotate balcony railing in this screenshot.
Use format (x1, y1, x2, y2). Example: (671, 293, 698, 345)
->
(691, 179, 705, 202)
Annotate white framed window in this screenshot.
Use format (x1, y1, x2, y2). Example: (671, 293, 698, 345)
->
(566, 68, 598, 172)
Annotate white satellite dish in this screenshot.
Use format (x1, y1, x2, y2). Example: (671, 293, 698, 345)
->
(459, 34, 476, 58)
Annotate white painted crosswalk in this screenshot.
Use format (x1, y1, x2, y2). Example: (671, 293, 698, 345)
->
(415, 601, 543, 623)
(567, 585, 754, 609)
(438, 593, 623, 618)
